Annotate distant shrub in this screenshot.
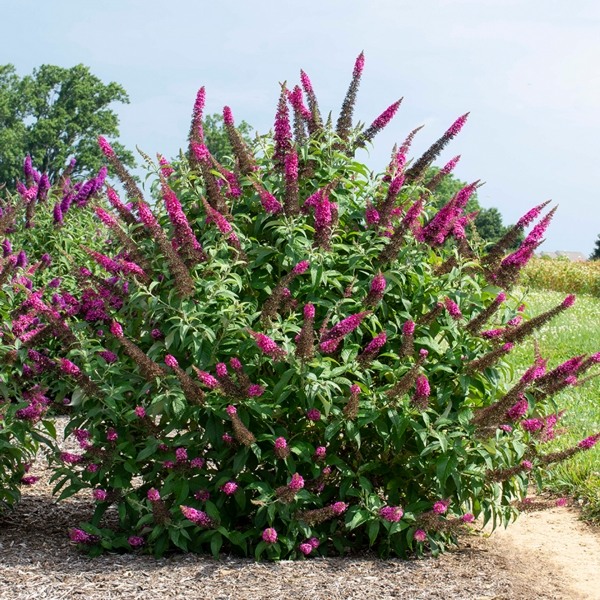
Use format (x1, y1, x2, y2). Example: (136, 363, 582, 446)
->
(522, 258, 600, 298)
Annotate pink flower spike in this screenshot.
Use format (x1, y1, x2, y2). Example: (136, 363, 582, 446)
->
(433, 500, 449, 514)
(165, 354, 178, 368)
(306, 408, 321, 421)
(110, 321, 124, 338)
(288, 472, 305, 491)
(60, 359, 80, 376)
(445, 113, 469, 137)
(274, 437, 287, 449)
(262, 527, 278, 544)
(180, 505, 211, 527)
(216, 362, 228, 378)
(226, 405, 237, 416)
(69, 528, 94, 544)
(300, 70, 314, 94)
(462, 513, 475, 523)
(248, 330, 287, 360)
(221, 481, 238, 495)
(331, 501, 348, 515)
(444, 297, 462, 320)
(299, 542, 313, 556)
(562, 294, 576, 308)
(147, 488, 160, 502)
(304, 303, 316, 319)
(370, 99, 402, 130)
(97, 136, 115, 158)
(93, 489, 108, 501)
(292, 260, 310, 275)
(191, 142, 211, 163)
(257, 187, 283, 214)
(578, 433, 600, 450)
(379, 506, 404, 522)
(247, 384, 265, 397)
(413, 529, 427, 543)
(353, 51, 365, 77)
(94, 207, 117, 227)
(223, 106, 234, 126)
(196, 370, 219, 388)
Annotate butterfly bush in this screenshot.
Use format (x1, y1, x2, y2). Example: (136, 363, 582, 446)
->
(0, 153, 113, 510)
(1, 53, 599, 560)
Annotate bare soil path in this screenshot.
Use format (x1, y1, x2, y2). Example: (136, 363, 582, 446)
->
(1, 421, 599, 599)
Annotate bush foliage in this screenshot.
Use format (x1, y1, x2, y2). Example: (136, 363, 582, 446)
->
(1, 53, 599, 559)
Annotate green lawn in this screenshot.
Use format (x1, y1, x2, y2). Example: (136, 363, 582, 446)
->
(508, 288, 600, 521)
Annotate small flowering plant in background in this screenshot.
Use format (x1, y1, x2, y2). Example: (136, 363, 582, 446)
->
(1, 52, 599, 559)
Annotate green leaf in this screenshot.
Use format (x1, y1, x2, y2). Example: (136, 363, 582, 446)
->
(367, 520, 380, 546)
(211, 532, 223, 558)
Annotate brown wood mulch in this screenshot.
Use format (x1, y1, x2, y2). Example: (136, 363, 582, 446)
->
(0, 420, 575, 599)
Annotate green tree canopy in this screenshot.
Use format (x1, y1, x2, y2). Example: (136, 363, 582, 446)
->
(0, 64, 134, 185)
(203, 113, 253, 164)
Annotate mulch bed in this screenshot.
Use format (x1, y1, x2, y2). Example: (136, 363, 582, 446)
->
(0, 419, 572, 599)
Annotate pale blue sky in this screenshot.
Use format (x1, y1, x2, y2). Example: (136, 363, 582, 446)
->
(2, 0, 599, 253)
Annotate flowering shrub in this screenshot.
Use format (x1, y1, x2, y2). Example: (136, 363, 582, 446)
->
(2, 53, 599, 559)
(0, 156, 117, 508)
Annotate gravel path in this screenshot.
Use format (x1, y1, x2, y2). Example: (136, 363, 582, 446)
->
(1, 420, 598, 599)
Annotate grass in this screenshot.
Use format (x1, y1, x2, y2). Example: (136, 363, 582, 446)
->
(508, 287, 600, 521)
(521, 258, 600, 298)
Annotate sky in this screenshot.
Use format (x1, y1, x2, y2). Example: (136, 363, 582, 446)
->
(1, 0, 599, 254)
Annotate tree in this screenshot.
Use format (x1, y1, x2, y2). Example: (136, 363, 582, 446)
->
(0, 64, 134, 185)
(473, 207, 506, 243)
(203, 113, 253, 164)
(590, 235, 600, 260)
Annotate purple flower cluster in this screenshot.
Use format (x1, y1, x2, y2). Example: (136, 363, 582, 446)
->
(412, 375, 431, 409)
(165, 354, 179, 368)
(262, 527, 278, 544)
(306, 408, 321, 421)
(367, 99, 402, 133)
(444, 297, 462, 320)
(221, 481, 238, 495)
(320, 311, 370, 353)
(288, 473, 305, 491)
(288, 85, 312, 121)
(506, 397, 529, 421)
(69, 528, 95, 544)
(15, 386, 51, 423)
(196, 370, 219, 388)
(248, 330, 286, 360)
(256, 184, 283, 214)
(578, 433, 600, 450)
(379, 506, 404, 522)
(180, 505, 211, 527)
(97, 136, 115, 158)
(274, 436, 289, 459)
(163, 184, 205, 259)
